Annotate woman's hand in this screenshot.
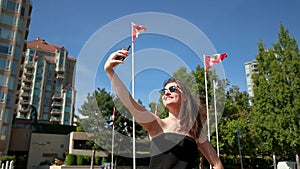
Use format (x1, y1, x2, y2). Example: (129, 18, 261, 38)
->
(104, 49, 129, 72)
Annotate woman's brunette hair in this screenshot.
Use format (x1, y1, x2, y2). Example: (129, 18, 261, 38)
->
(163, 77, 204, 139)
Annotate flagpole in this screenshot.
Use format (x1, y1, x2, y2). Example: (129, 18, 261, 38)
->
(131, 22, 136, 169)
(111, 120, 115, 169)
(213, 80, 220, 157)
(111, 107, 116, 169)
(203, 55, 210, 142)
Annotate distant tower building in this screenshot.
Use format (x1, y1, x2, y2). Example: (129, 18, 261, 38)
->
(0, 0, 32, 155)
(244, 60, 258, 97)
(16, 38, 76, 126)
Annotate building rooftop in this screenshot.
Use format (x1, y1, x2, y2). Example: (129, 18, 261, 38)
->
(27, 37, 64, 52)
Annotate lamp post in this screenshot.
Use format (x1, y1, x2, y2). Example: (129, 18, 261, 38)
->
(237, 126, 243, 169)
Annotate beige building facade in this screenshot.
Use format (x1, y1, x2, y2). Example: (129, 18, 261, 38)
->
(0, 0, 32, 155)
(16, 38, 77, 126)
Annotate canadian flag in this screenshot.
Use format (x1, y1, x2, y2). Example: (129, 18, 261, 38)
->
(132, 22, 147, 41)
(108, 107, 116, 126)
(205, 53, 228, 70)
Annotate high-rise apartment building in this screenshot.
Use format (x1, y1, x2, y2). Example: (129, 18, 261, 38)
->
(244, 60, 258, 97)
(0, 0, 32, 155)
(16, 38, 76, 126)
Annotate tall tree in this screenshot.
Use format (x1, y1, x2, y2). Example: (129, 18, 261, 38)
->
(250, 24, 300, 162)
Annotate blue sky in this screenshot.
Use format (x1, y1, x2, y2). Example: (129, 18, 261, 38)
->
(28, 0, 300, 111)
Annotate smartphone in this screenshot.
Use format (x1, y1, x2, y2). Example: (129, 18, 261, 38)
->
(116, 45, 131, 61)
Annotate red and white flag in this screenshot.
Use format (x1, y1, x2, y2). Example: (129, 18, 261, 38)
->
(205, 53, 228, 70)
(132, 22, 147, 41)
(109, 107, 116, 125)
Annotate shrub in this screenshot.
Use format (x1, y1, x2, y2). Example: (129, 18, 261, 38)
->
(76, 155, 84, 165)
(95, 156, 102, 165)
(65, 154, 77, 165)
(83, 155, 91, 165)
(0, 156, 15, 162)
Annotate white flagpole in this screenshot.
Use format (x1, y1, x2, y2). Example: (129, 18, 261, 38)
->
(213, 80, 220, 157)
(111, 122, 115, 169)
(203, 55, 210, 142)
(131, 22, 136, 169)
(204, 55, 212, 169)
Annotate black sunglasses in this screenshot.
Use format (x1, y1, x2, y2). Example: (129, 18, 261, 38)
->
(159, 86, 180, 95)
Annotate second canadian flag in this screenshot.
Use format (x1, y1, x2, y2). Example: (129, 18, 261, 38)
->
(205, 53, 228, 70)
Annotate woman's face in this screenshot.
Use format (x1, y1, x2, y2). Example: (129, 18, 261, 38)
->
(161, 82, 182, 108)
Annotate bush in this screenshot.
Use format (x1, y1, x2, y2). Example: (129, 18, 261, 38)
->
(95, 156, 102, 165)
(65, 154, 77, 165)
(77, 155, 84, 165)
(101, 157, 108, 165)
(0, 156, 15, 162)
(83, 155, 91, 165)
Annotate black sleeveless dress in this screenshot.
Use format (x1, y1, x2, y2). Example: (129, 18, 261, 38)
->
(149, 133, 198, 169)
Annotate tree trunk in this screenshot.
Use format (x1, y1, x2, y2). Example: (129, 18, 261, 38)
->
(296, 154, 300, 169)
(273, 152, 277, 169)
(90, 147, 96, 169)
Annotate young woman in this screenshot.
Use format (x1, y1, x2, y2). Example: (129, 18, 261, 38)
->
(104, 49, 224, 169)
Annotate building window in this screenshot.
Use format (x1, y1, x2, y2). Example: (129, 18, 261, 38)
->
(6, 93, 12, 106)
(29, 49, 35, 56)
(9, 77, 15, 90)
(0, 108, 2, 120)
(33, 89, 40, 96)
(64, 113, 70, 120)
(44, 99, 51, 105)
(13, 46, 19, 59)
(0, 75, 8, 86)
(26, 55, 33, 62)
(36, 68, 43, 74)
(3, 109, 10, 123)
(0, 28, 15, 40)
(67, 91, 73, 98)
(2, 0, 20, 12)
(21, 6, 25, 16)
(0, 13, 17, 26)
(0, 91, 6, 103)
(42, 114, 48, 120)
(45, 92, 51, 98)
(33, 97, 39, 103)
(46, 85, 52, 91)
(0, 58, 10, 71)
(44, 106, 49, 112)
(18, 19, 24, 31)
(55, 86, 61, 91)
(1, 126, 7, 141)
(11, 61, 17, 75)
(0, 43, 13, 55)
(16, 32, 22, 45)
(65, 107, 71, 113)
(34, 82, 41, 88)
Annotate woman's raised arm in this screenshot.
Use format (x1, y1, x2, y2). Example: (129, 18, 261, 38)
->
(104, 49, 163, 136)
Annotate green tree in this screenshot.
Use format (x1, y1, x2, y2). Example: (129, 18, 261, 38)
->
(217, 85, 253, 166)
(78, 87, 149, 166)
(250, 24, 300, 161)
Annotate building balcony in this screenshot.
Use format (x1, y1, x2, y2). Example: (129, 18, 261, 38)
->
(19, 99, 30, 105)
(24, 70, 33, 76)
(19, 107, 30, 113)
(51, 101, 62, 107)
(21, 91, 31, 97)
(22, 85, 31, 91)
(50, 117, 61, 122)
(52, 94, 63, 100)
(23, 77, 33, 83)
(25, 62, 34, 69)
(56, 68, 65, 73)
(56, 74, 64, 79)
(50, 109, 61, 114)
